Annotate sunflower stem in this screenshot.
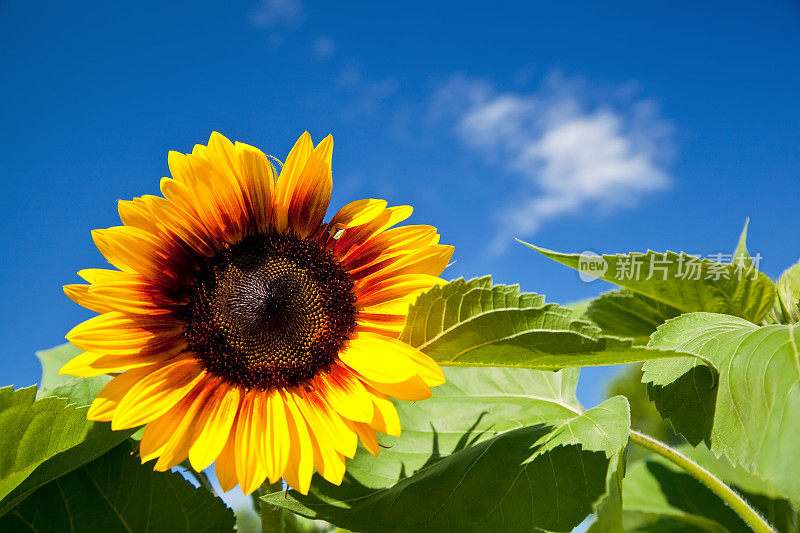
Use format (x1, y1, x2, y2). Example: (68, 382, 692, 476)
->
(259, 480, 285, 533)
(629, 430, 774, 533)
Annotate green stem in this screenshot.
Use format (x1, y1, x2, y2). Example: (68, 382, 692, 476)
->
(259, 480, 285, 533)
(193, 469, 216, 495)
(629, 430, 774, 533)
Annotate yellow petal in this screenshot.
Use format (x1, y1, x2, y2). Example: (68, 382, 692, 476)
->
(236, 141, 276, 233)
(263, 390, 290, 483)
(361, 373, 432, 402)
(59, 349, 178, 378)
(358, 295, 418, 316)
(281, 391, 315, 495)
(189, 384, 242, 472)
(293, 390, 349, 486)
(325, 198, 388, 234)
(353, 422, 380, 456)
(286, 135, 333, 237)
(215, 430, 240, 493)
(274, 132, 314, 232)
(308, 429, 347, 486)
(166, 151, 244, 245)
(111, 359, 205, 430)
(354, 316, 405, 337)
(92, 226, 176, 281)
(77, 268, 126, 284)
(404, 346, 446, 387)
(66, 312, 182, 356)
(86, 365, 156, 422)
(234, 390, 269, 495)
(63, 284, 113, 314)
(355, 274, 445, 307)
(317, 367, 375, 424)
(86, 281, 177, 316)
(152, 378, 216, 471)
(352, 245, 454, 291)
(139, 412, 174, 463)
(335, 205, 414, 257)
(341, 224, 440, 271)
(119, 195, 216, 258)
(363, 385, 401, 437)
(338, 332, 421, 384)
(294, 390, 358, 459)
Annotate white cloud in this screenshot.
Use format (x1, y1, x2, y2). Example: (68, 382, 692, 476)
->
(337, 64, 399, 117)
(312, 37, 336, 59)
(249, 0, 303, 29)
(434, 73, 673, 254)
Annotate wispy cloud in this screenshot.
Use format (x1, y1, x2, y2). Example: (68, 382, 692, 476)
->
(337, 64, 400, 118)
(249, 0, 304, 31)
(312, 36, 336, 59)
(433, 72, 674, 254)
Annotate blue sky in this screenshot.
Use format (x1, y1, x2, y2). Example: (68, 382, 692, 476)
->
(1, 0, 799, 411)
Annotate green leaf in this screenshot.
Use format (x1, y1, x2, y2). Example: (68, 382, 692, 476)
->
(0, 386, 132, 516)
(0, 441, 235, 532)
(775, 261, 800, 324)
(36, 343, 80, 392)
(733, 218, 753, 270)
(265, 367, 631, 532)
(564, 296, 595, 319)
(399, 277, 693, 369)
(35, 343, 110, 406)
(524, 245, 776, 323)
(587, 451, 626, 533)
(621, 444, 798, 533)
(605, 364, 676, 462)
(644, 312, 800, 507)
(585, 290, 681, 343)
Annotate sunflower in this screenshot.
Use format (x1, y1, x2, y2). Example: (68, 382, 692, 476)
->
(62, 132, 453, 495)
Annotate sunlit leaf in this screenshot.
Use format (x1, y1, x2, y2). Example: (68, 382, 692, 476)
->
(36, 343, 111, 406)
(524, 245, 775, 323)
(36, 344, 81, 393)
(0, 386, 132, 516)
(400, 277, 692, 369)
(644, 312, 800, 507)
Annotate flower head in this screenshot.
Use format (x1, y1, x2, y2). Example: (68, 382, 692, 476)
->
(62, 132, 453, 494)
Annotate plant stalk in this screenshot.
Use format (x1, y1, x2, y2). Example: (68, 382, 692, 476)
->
(629, 430, 774, 533)
(259, 480, 284, 533)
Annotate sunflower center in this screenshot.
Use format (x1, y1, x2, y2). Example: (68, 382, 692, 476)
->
(184, 232, 357, 390)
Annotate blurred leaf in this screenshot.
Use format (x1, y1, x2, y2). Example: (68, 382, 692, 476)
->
(35, 343, 110, 406)
(645, 312, 800, 507)
(0, 386, 133, 516)
(775, 261, 800, 324)
(0, 441, 235, 532)
(265, 367, 630, 532)
(732, 218, 753, 270)
(524, 245, 775, 323)
(284, 512, 341, 532)
(35, 343, 80, 392)
(606, 364, 676, 461)
(621, 444, 797, 532)
(400, 277, 692, 369)
(586, 290, 681, 343)
(564, 297, 594, 319)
